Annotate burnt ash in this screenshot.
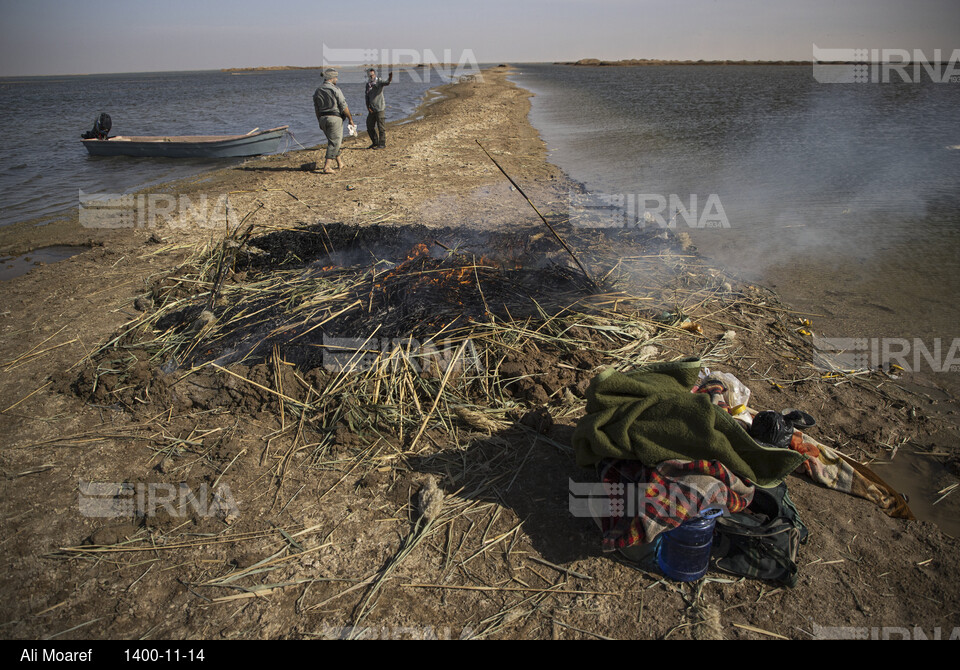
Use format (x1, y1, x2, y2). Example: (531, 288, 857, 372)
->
(107, 223, 692, 375)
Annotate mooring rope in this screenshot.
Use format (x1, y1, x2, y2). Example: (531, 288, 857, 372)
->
(280, 129, 310, 154)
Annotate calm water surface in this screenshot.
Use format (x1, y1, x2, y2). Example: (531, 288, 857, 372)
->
(512, 64, 960, 342)
(0, 68, 445, 227)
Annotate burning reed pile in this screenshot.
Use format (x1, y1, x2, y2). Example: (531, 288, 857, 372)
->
(68, 221, 741, 457)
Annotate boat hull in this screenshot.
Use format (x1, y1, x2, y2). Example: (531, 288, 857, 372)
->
(82, 126, 288, 158)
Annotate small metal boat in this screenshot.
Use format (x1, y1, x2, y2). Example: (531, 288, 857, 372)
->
(82, 125, 289, 158)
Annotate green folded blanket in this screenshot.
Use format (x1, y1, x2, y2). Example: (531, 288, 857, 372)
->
(572, 358, 806, 488)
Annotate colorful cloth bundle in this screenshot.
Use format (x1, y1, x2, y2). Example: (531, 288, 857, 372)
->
(786, 429, 914, 519)
(598, 459, 755, 552)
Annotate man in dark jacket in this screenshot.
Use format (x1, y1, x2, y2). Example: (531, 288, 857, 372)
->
(365, 68, 393, 149)
(313, 68, 354, 173)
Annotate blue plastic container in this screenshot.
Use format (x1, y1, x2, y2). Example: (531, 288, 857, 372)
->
(657, 508, 724, 582)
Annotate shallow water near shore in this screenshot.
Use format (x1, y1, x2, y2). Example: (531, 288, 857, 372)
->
(0, 245, 85, 281)
(872, 449, 960, 537)
(513, 64, 960, 353)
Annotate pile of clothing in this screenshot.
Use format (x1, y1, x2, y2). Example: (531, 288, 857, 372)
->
(572, 357, 913, 586)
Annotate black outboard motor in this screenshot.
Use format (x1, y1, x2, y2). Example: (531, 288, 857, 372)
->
(81, 113, 112, 140)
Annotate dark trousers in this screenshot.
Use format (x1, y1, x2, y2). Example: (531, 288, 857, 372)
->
(366, 109, 386, 147)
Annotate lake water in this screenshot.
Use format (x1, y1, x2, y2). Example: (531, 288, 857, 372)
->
(512, 64, 960, 346)
(0, 67, 445, 227)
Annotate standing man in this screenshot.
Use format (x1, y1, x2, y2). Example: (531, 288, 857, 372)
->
(365, 68, 393, 149)
(313, 68, 354, 174)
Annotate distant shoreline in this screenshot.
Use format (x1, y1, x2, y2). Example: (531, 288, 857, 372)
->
(4, 59, 947, 78)
(225, 61, 847, 72)
(559, 58, 814, 66)
(557, 58, 954, 66)
(220, 64, 465, 72)
(220, 65, 326, 72)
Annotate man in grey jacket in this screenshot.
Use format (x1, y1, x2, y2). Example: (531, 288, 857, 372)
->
(313, 68, 354, 173)
(365, 68, 393, 149)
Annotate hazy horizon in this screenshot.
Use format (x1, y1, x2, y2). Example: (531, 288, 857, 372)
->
(1, 0, 958, 77)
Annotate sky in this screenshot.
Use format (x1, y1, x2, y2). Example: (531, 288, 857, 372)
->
(0, 0, 958, 76)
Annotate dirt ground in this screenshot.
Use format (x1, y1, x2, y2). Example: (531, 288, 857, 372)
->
(1, 66, 958, 640)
